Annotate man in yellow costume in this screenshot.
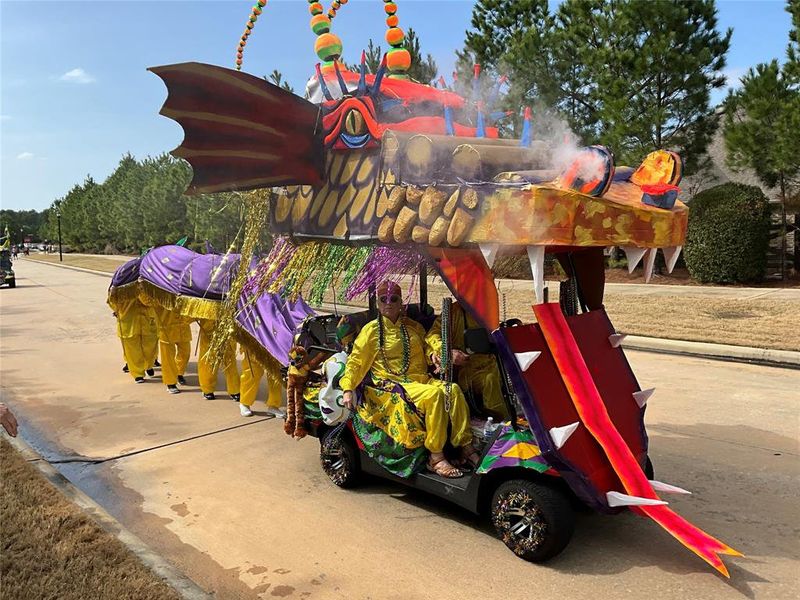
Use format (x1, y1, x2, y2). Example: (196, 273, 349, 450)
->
(341, 281, 477, 478)
(196, 319, 240, 401)
(152, 305, 192, 394)
(426, 302, 509, 421)
(238, 350, 285, 418)
(110, 297, 158, 384)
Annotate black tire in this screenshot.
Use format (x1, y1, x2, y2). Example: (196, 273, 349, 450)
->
(8, 279, 15, 288)
(320, 429, 360, 488)
(491, 479, 575, 562)
(643, 456, 654, 480)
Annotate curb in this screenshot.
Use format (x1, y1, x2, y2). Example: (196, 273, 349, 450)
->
(25, 260, 799, 369)
(5, 435, 213, 600)
(621, 335, 800, 370)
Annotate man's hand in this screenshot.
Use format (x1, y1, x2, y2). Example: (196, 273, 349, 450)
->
(431, 352, 443, 373)
(0, 403, 19, 437)
(343, 390, 355, 410)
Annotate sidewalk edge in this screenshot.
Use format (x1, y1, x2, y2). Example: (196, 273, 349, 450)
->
(5, 435, 213, 600)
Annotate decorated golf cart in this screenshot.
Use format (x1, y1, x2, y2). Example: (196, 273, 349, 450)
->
(147, 0, 741, 576)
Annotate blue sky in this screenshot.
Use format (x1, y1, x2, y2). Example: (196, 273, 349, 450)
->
(0, 0, 792, 211)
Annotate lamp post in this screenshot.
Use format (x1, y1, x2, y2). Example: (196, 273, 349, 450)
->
(56, 211, 63, 262)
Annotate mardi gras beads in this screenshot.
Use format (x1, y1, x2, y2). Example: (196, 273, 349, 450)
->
(235, 0, 267, 71)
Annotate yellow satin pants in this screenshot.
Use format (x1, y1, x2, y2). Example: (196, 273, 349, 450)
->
(160, 340, 190, 386)
(197, 331, 240, 395)
(459, 356, 508, 420)
(239, 352, 282, 408)
(121, 334, 159, 379)
(404, 380, 472, 453)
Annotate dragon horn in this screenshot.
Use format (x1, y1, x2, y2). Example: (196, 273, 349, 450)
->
(315, 63, 334, 101)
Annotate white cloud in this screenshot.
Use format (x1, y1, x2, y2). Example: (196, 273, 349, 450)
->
(16, 152, 34, 160)
(723, 67, 746, 90)
(59, 68, 95, 84)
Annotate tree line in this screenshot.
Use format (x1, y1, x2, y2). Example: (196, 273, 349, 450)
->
(3, 0, 796, 265)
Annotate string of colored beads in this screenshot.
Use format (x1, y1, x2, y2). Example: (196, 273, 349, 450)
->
(309, 0, 343, 70)
(383, 0, 411, 78)
(236, 0, 267, 71)
(440, 299, 452, 412)
(378, 315, 411, 378)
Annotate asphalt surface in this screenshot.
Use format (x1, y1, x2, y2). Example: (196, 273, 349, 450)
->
(1, 260, 798, 599)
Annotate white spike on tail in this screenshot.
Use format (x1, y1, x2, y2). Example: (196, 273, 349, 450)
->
(633, 388, 655, 408)
(514, 351, 541, 372)
(649, 480, 692, 495)
(479, 243, 500, 269)
(607, 491, 668, 507)
(549, 422, 580, 449)
(608, 333, 627, 348)
(644, 248, 657, 283)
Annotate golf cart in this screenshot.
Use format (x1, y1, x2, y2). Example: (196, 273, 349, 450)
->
(0, 249, 16, 288)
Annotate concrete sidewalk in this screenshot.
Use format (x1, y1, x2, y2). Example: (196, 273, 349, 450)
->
(2, 259, 799, 599)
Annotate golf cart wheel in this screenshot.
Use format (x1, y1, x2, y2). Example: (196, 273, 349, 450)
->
(8, 279, 15, 288)
(491, 479, 574, 562)
(320, 430, 360, 488)
(644, 456, 654, 480)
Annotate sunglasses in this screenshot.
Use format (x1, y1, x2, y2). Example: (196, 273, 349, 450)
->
(379, 294, 401, 304)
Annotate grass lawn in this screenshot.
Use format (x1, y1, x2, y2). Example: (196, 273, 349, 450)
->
(25, 254, 126, 274)
(0, 439, 183, 600)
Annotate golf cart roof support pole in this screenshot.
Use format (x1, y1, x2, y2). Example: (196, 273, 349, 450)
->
(368, 282, 377, 317)
(419, 261, 428, 312)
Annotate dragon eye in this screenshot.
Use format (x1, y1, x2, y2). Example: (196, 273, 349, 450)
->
(344, 109, 367, 136)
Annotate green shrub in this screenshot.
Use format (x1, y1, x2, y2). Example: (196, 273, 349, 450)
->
(684, 183, 770, 283)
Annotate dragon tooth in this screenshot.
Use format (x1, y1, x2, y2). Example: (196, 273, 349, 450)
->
(514, 351, 541, 372)
(527, 245, 546, 304)
(622, 246, 647, 273)
(606, 491, 668, 508)
(644, 248, 657, 283)
(633, 388, 655, 408)
(662, 245, 682, 274)
(479, 243, 500, 269)
(549, 422, 580, 449)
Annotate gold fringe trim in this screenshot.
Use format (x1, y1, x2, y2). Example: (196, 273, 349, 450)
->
(107, 281, 142, 308)
(235, 327, 285, 388)
(176, 296, 220, 321)
(138, 280, 181, 313)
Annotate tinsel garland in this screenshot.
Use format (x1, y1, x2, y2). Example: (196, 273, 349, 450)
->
(207, 189, 271, 371)
(345, 245, 422, 301)
(336, 246, 372, 301)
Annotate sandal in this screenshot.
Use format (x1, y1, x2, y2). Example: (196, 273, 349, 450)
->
(457, 446, 481, 470)
(427, 455, 463, 479)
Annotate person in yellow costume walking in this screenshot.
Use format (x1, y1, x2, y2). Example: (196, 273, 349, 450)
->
(341, 281, 477, 479)
(152, 305, 192, 394)
(426, 302, 508, 421)
(196, 319, 240, 401)
(238, 350, 285, 418)
(110, 297, 158, 384)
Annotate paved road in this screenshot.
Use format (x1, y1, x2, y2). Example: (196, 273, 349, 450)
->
(1, 260, 798, 600)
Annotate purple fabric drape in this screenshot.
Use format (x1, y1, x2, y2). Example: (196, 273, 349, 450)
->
(140, 245, 196, 294)
(110, 256, 142, 288)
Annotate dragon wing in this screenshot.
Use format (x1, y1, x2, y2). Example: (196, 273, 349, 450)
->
(148, 62, 323, 194)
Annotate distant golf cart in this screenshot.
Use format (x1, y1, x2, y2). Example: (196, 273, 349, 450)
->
(0, 250, 16, 288)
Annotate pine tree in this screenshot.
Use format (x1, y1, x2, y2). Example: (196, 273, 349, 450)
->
(267, 70, 295, 93)
(405, 28, 438, 84)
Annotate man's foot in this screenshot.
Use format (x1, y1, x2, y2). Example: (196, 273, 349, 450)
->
(146, 368, 155, 377)
(455, 445, 481, 470)
(167, 385, 181, 394)
(122, 364, 129, 373)
(239, 403, 253, 417)
(177, 375, 187, 386)
(230, 393, 240, 402)
(203, 392, 215, 400)
(134, 377, 145, 384)
(265, 406, 286, 419)
(427, 454, 463, 479)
